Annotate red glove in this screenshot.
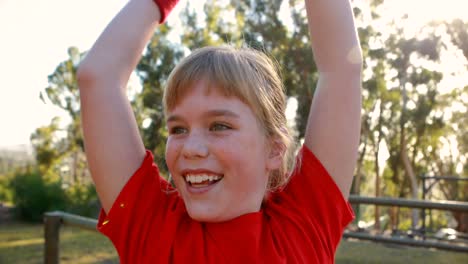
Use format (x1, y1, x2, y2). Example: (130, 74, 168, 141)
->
(153, 0, 179, 23)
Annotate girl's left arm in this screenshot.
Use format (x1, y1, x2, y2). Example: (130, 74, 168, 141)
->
(304, 0, 363, 199)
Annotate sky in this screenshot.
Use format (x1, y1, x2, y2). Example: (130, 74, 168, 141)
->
(0, 0, 467, 149)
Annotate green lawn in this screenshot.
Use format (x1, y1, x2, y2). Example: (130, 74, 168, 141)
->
(0, 222, 466, 263)
(0, 222, 117, 264)
(336, 239, 467, 264)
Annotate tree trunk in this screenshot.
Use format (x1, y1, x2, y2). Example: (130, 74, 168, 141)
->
(353, 139, 367, 196)
(400, 70, 419, 231)
(390, 206, 398, 233)
(72, 151, 78, 184)
(400, 141, 419, 230)
(352, 138, 367, 222)
(374, 101, 384, 232)
(374, 149, 381, 231)
(453, 212, 468, 233)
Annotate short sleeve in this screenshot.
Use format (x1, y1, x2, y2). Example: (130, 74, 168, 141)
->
(96, 150, 175, 260)
(278, 145, 354, 251)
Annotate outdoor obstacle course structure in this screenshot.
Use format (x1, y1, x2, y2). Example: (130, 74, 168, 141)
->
(346, 195, 468, 252)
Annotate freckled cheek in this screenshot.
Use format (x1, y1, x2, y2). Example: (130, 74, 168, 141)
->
(165, 138, 182, 171)
(216, 138, 253, 166)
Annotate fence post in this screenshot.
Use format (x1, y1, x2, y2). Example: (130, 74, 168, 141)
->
(44, 212, 62, 264)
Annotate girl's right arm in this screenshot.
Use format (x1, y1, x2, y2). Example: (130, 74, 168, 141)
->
(77, 0, 162, 213)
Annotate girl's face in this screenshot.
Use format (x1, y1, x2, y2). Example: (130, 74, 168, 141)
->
(165, 80, 279, 222)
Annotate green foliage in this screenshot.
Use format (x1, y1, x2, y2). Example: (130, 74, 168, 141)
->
(37, 47, 89, 185)
(65, 183, 100, 218)
(0, 174, 13, 203)
(136, 25, 184, 170)
(7, 167, 100, 221)
(43, 47, 82, 120)
(9, 169, 67, 221)
(446, 19, 468, 59)
(30, 117, 65, 174)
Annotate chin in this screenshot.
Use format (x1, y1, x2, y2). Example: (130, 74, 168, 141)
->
(185, 206, 229, 223)
(184, 199, 242, 222)
(185, 202, 260, 223)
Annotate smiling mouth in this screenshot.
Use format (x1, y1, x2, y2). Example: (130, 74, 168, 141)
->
(184, 174, 223, 188)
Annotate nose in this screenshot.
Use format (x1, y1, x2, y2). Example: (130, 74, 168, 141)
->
(181, 131, 209, 159)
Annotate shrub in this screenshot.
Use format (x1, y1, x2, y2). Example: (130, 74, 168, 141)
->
(0, 174, 13, 204)
(65, 183, 100, 218)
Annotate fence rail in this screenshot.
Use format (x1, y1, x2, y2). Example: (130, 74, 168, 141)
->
(44, 196, 468, 263)
(44, 211, 98, 264)
(347, 195, 468, 253)
(348, 195, 468, 211)
(343, 231, 468, 253)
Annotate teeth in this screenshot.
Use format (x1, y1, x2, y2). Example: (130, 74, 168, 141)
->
(185, 174, 222, 184)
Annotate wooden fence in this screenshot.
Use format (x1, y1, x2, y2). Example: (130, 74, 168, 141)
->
(44, 196, 468, 263)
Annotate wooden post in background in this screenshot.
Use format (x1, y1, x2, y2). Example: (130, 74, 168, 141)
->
(44, 212, 62, 264)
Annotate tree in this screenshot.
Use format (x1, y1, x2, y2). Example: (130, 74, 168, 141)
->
(30, 117, 65, 176)
(349, 0, 468, 232)
(39, 47, 87, 184)
(136, 25, 184, 171)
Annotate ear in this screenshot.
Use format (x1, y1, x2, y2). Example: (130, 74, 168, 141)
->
(266, 136, 285, 171)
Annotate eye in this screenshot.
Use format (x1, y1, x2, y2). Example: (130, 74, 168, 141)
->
(169, 126, 188, 135)
(210, 123, 231, 132)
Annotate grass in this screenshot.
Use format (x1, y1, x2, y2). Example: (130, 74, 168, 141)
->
(0, 222, 466, 263)
(0, 222, 117, 264)
(336, 239, 467, 264)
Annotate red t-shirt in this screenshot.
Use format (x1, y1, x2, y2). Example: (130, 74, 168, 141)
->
(97, 146, 354, 263)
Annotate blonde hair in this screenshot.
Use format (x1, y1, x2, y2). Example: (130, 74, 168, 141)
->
(163, 45, 296, 191)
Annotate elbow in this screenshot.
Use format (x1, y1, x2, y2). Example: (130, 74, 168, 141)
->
(77, 56, 126, 91)
(317, 45, 363, 74)
(76, 61, 98, 90)
(346, 45, 363, 71)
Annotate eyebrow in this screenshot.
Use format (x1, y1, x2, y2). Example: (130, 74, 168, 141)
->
(166, 109, 240, 123)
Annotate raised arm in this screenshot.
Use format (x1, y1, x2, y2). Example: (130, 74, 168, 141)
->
(77, 0, 164, 212)
(304, 0, 363, 198)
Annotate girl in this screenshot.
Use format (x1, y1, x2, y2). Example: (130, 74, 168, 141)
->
(77, 0, 362, 263)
